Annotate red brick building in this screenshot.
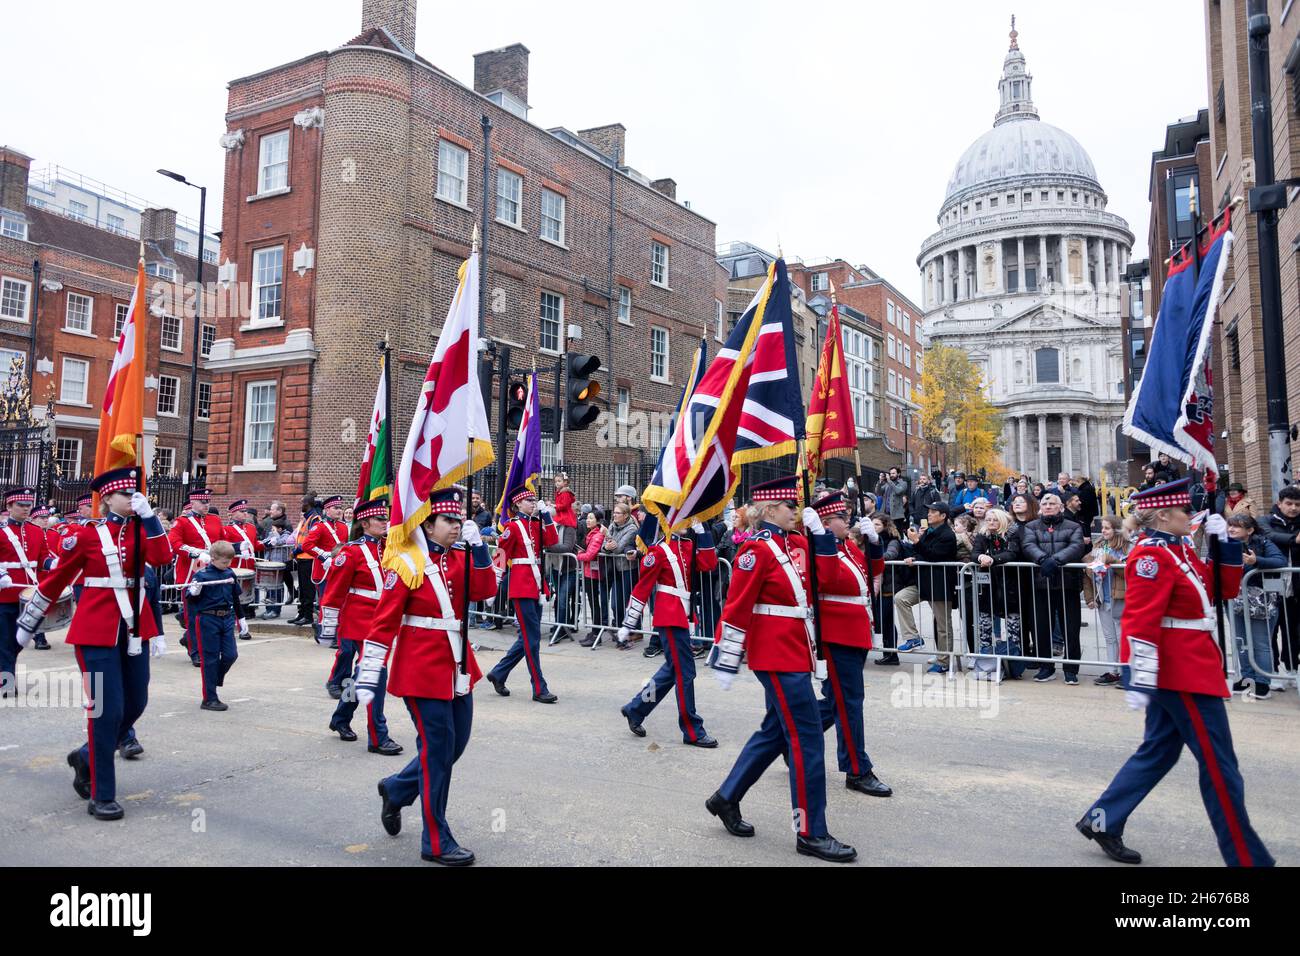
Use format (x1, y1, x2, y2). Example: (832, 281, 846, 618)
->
(209, 0, 723, 507)
(0, 146, 211, 485)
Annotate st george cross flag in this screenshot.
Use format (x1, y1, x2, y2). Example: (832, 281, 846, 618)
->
(356, 349, 392, 505)
(1123, 211, 1233, 471)
(642, 259, 803, 535)
(804, 305, 857, 477)
(384, 250, 495, 588)
(94, 253, 148, 505)
(494, 370, 541, 533)
(636, 336, 707, 550)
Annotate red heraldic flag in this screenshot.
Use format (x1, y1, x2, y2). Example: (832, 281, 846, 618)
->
(805, 305, 857, 477)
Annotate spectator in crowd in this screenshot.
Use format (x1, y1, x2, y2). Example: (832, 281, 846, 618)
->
(602, 502, 641, 645)
(1063, 493, 1087, 529)
(1019, 493, 1090, 684)
(1084, 516, 1131, 687)
(1075, 475, 1099, 531)
(553, 472, 577, 530)
(873, 516, 906, 666)
(1001, 474, 1017, 504)
(951, 474, 983, 512)
(575, 509, 607, 647)
(1031, 481, 1046, 499)
(1263, 484, 1300, 676)
(470, 492, 494, 533)
(1152, 451, 1182, 483)
(544, 507, 579, 643)
(1226, 513, 1286, 700)
(1138, 465, 1159, 491)
(971, 508, 1024, 681)
(258, 500, 296, 618)
(894, 500, 958, 673)
(876, 467, 909, 536)
(1223, 482, 1256, 518)
(730, 505, 756, 552)
(1015, 477, 1030, 497)
(908, 472, 941, 526)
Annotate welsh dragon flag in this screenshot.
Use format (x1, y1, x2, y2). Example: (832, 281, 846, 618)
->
(356, 350, 392, 505)
(383, 249, 495, 588)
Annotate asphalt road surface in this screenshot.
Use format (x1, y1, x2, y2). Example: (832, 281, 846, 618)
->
(2, 620, 1297, 866)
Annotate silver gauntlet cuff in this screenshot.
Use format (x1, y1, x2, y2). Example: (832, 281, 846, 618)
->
(17, 589, 51, 633)
(1128, 637, 1159, 690)
(356, 640, 387, 686)
(621, 596, 646, 631)
(715, 624, 746, 672)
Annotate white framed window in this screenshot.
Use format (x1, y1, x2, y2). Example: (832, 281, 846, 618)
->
(650, 325, 669, 382)
(258, 130, 290, 194)
(889, 405, 898, 429)
(617, 387, 630, 422)
(437, 140, 469, 206)
(69, 200, 89, 222)
(811, 272, 829, 292)
(201, 324, 215, 357)
(0, 347, 24, 377)
(904, 379, 912, 401)
(0, 277, 30, 322)
(55, 438, 82, 475)
(651, 241, 670, 288)
(0, 216, 27, 240)
(145, 262, 176, 281)
(715, 298, 724, 342)
(113, 303, 129, 339)
(902, 312, 911, 335)
(105, 213, 125, 235)
(243, 380, 277, 466)
(175, 238, 190, 255)
(251, 246, 284, 325)
(160, 313, 182, 352)
(157, 374, 179, 416)
(65, 293, 93, 334)
(60, 357, 89, 405)
(904, 344, 912, 368)
(887, 369, 897, 396)
(887, 334, 896, 359)
(887, 301, 896, 325)
(540, 188, 565, 245)
(197, 381, 212, 420)
(154, 446, 176, 475)
(539, 292, 563, 353)
(496, 167, 522, 227)
(541, 436, 560, 473)
(617, 285, 632, 326)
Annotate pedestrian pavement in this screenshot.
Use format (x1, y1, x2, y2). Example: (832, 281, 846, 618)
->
(1, 616, 1297, 866)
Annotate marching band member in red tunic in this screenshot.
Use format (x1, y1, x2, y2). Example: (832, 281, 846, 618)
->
(303, 495, 349, 587)
(807, 491, 892, 797)
(31, 505, 61, 557)
(320, 497, 402, 756)
(222, 499, 263, 574)
(364, 487, 497, 866)
(1078, 478, 1273, 867)
(0, 487, 54, 656)
(15, 467, 173, 821)
(704, 475, 857, 863)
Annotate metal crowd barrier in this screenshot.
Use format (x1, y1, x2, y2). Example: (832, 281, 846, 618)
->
(1234, 565, 1300, 691)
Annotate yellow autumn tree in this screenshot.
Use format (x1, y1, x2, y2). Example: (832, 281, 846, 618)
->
(917, 343, 1004, 476)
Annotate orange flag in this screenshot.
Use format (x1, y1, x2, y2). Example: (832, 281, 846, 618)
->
(805, 305, 858, 477)
(94, 254, 148, 504)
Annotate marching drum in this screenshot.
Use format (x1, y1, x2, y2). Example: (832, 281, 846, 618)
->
(20, 586, 75, 633)
(254, 560, 286, 589)
(234, 568, 255, 606)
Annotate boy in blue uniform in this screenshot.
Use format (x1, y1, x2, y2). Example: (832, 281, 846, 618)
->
(186, 540, 247, 711)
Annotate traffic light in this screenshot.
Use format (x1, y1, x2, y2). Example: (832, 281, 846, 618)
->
(565, 354, 602, 431)
(505, 380, 527, 430)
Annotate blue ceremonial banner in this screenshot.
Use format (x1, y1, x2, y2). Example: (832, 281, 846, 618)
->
(494, 370, 541, 531)
(1123, 213, 1233, 471)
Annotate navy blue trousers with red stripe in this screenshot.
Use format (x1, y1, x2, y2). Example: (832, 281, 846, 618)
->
(331, 661, 391, 745)
(1086, 689, 1274, 867)
(328, 640, 358, 689)
(719, 670, 828, 839)
(486, 599, 549, 696)
(817, 643, 873, 776)
(384, 695, 473, 857)
(623, 627, 706, 742)
(195, 613, 238, 703)
(75, 633, 150, 803)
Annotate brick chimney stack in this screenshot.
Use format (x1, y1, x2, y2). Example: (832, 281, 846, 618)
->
(577, 124, 626, 164)
(0, 146, 32, 218)
(473, 44, 530, 107)
(140, 207, 177, 259)
(362, 0, 417, 50)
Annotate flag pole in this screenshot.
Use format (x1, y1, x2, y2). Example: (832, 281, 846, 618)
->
(130, 243, 145, 654)
(382, 334, 394, 493)
(1188, 182, 1229, 679)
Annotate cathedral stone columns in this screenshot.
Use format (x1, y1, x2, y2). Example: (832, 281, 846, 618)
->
(1017, 416, 1027, 474)
(957, 246, 967, 300)
(1059, 235, 1069, 287)
(1038, 234, 1047, 289)
(1080, 416, 1091, 478)
(1016, 237, 1025, 292)
(1062, 414, 1073, 475)
(1037, 414, 1048, 478)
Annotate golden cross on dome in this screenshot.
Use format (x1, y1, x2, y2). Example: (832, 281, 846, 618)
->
(1009, 14, 1018, 50)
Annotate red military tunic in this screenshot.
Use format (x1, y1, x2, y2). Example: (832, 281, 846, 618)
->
(38, 512, 174, 645)
(1120, 530, 1243, 699)
(817, 536, 883, 650)
(319, 535, 385, 639)
(43, 525, 61, 557)
(304, 518, 349, 584)
(497, 513, 558, 600)
(0, 519, 51, 604)
(222, 520, 263, 573)
(628, 534, 718, 629)
(369, 542, 498, 700)
(716, 524, 841, 672)
(168, 511, 223, 585)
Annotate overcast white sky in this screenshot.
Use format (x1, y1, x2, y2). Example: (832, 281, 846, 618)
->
(2, 0, 1207, 303)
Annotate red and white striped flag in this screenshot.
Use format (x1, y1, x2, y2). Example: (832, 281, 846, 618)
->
(384, 250, 494, 587)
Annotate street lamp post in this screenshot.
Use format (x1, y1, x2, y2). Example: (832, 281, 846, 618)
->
(157, 169, 206, 488)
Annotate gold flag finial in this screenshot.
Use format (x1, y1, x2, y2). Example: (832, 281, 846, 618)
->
(829, 277, 838, 306)
(471, 224, 481, 254)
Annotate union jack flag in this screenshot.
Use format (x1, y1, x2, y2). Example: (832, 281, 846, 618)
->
(642, 259, 803, 534)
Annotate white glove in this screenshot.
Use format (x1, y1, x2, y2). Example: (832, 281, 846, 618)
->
(188, 580, 203, 597)
(15, 625, 34, 649)
(714, 668, 736, 691)
(459, 521, 482, 546)
(150, 635, 168, 658)
(691, 522, 706, 534)
(801, 507, 825, 535)
(0, 571, 11, 592)
(856, 517, 879, 543)
(1204, 513, 1229, 542)
(355, 683, 375, 708)
(536, 500, 552, 515)
(1125, 690, 1150, 711)
(238, 618, 249, 637)
(196, 551, 211, 568)
(240, 543, 253, 558)
(130, 492, 154, 519)
(616, 626, 631, 645)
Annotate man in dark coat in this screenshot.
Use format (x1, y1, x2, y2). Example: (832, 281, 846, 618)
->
(1075, 476, 1099, 531)
(1019, 494, 1090, 684)
(892, 501, 958, 673)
